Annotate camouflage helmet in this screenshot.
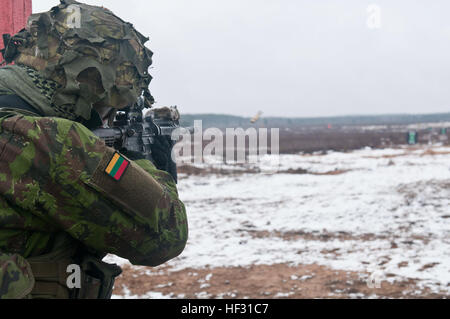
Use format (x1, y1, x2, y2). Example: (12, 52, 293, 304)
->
(2, 0, 154, 120)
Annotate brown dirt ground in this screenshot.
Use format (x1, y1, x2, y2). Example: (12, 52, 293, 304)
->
(362, 148, 450, 160)
(112, 263, 448, 299)
(238, 229, 431, 246)
(177, 165, 351, 177)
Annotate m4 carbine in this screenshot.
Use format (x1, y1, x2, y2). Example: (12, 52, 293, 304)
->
(92, 97, 183, 164)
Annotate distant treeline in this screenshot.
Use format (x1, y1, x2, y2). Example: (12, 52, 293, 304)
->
(180, 113, 450, 129)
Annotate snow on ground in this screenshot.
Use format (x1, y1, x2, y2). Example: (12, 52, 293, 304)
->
(106, 145, 450, 296)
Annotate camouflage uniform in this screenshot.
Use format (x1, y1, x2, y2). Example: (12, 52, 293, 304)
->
(0, 0, 188, 299)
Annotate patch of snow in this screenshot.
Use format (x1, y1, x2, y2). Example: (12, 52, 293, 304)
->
(112, 146, 450, 296)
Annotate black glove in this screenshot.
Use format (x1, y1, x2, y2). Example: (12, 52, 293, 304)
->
(150, 135, 177, 183)
(119, 149, 145, 161)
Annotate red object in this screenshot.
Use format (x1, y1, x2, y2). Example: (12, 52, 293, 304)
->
(0, 0, 32, 51)
(114, 160, 129, 181)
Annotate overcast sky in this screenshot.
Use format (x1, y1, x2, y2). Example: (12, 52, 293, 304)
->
(32, 0, 450, 117)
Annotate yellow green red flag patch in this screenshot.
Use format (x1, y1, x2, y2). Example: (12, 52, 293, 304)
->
(105, 152, 130, 181)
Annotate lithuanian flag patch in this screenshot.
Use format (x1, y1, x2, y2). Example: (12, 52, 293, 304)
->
(105, 152, 130, 181)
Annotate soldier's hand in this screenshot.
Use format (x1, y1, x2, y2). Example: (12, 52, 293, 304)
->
(148, 107, 179, 183)
(151, 135, 177, 183)
(149, 106, 180, 122)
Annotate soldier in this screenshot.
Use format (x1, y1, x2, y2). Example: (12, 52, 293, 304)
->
(0, 0, 188, 298)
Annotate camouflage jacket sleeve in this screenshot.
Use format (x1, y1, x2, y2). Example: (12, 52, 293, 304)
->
(0, 114, 188, 266)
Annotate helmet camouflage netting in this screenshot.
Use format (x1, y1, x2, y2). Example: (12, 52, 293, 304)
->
(2, 0, 154, 120)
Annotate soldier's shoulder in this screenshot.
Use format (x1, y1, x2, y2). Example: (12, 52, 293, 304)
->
(0, 113, 101, 148)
